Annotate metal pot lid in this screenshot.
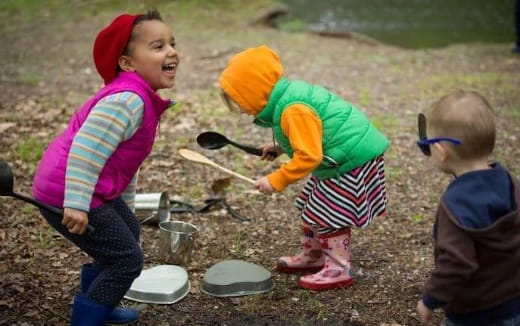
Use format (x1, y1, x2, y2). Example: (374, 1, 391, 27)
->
(201, 259, 275, 297)
(124, 265, 190, 304)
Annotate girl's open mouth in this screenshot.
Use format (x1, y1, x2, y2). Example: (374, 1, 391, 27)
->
(162, 63, 177, 76)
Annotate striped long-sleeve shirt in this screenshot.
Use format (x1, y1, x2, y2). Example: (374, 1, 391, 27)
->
(64, 91, 144, 212)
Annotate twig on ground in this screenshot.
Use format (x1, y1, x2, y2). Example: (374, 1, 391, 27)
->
(351, 258, 390, 262)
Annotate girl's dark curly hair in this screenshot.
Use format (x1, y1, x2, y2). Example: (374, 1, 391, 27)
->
(123, 9, 164, 55)
(135, 8, 163, 24)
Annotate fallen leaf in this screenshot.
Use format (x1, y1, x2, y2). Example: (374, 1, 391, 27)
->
(24, 310, 39, 318)
(0, 122, 16, 134)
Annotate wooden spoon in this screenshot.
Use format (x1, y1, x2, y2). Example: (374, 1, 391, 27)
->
(178, 149, 255, 184)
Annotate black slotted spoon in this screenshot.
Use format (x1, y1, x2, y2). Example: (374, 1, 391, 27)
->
(0, 162, 95, 233)
(196, 131, 276, 157)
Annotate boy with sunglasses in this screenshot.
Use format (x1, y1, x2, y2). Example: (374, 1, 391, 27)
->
(415, 90, 520, 325)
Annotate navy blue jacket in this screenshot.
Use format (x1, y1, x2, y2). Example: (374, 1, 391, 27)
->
(423, 163, 520, 324)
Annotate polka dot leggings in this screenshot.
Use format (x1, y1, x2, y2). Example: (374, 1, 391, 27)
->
(40, 197, 143, 308)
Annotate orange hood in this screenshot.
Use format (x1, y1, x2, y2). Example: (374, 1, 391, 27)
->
(219, 45, 284, 115)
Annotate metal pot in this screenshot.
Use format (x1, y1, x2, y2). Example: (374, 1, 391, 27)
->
(159, 220, 198, 266)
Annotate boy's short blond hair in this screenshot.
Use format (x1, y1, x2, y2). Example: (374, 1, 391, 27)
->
(426, 90, 495, 160)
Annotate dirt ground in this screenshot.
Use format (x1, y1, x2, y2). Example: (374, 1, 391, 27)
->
(1, 1, 519, 325)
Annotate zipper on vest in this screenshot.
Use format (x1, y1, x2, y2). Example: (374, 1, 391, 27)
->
(271, 131, 278, 149)
(323, 155, 341, 182)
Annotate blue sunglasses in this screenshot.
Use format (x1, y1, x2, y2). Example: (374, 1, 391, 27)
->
(417, 113, 461, 156)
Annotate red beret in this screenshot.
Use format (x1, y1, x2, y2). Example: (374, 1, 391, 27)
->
(93, 14, 142, 85)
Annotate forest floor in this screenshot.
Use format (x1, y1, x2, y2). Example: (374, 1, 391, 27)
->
(1, 1, 519, 325)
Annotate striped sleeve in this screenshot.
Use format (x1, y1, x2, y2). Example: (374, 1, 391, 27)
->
(63, 91, 144, 211)
(121, 172, 138, 212)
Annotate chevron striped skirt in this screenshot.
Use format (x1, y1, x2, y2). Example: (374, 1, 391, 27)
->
(295, 155, 387, 234)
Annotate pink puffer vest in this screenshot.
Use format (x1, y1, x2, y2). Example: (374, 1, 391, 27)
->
(32, 72, 171, 210)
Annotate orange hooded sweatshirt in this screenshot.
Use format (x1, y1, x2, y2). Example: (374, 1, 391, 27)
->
(219, 46, 323, 191)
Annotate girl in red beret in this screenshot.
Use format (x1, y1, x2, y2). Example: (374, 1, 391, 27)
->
(32, 9, 179, 325)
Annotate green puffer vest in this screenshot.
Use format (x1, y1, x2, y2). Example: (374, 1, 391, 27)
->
(253, 77, 389, 180)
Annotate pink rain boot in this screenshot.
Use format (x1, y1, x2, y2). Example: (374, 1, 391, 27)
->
(298, 228, 354, 290)
(276, 224, 325, 274)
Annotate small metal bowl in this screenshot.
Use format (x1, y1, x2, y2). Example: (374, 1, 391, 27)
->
(124, 265, 190, 304)
(201, 260, 275, 297)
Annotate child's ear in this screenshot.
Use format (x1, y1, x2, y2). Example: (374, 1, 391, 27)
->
(118, 55, 135, 72)
(433, 143, 450, 162)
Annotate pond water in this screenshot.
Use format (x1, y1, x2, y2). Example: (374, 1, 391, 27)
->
(280, 0, 515, 49)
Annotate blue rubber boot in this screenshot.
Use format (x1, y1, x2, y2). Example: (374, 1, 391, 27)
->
(81, 263, 139, 325)
(71, 293, 112, 326)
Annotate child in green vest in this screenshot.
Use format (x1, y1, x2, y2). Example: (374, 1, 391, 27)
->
(218, 45, 390, 290)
